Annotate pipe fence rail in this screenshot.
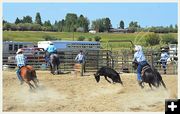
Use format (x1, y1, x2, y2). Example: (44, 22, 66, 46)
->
(3, 49, 177, 75)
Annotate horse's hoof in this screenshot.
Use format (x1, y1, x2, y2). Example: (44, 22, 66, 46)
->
(29, 89, 35, 93)
(20, 81, 24, 85)
(140, 85, 144, 89)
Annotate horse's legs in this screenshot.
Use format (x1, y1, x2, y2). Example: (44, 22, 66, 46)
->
(25, 81, 35, 90)
(138, 81, 144, 89)
(56, 63, 60, 74)
(32, 78, 39, 88)
(161, 80, 167, 89)
(50, 64, 54, 74)
(56, 63, 58, 71)
(148, 83, 153, 90)
(151, 81, 159, 88)
(54, 64, 59, 74)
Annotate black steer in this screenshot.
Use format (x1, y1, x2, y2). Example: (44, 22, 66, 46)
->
(94, 66, 123, 85)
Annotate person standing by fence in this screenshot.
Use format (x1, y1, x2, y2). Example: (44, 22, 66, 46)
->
(75, 50, 85, 64)
(15, 49, 27, 85)
(160, 48, 169, 74)
(74, 50, 86, 76)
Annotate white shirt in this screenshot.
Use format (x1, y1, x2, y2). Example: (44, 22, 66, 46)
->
(75, 53, 85, 62)
(161, 52, 169, 61)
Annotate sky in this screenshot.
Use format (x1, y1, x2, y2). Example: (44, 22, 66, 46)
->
(3, 2, 178, 28)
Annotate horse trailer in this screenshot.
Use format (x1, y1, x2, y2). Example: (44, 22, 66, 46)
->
(37, 40, 101, 51)
(3, 41, 35, 54)
(3, 41, 36, 65)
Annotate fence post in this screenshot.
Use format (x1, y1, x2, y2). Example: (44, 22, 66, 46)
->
(81, 63, 84, 76)
(173, 61, 177, 75)
(106, 51, 109, 67)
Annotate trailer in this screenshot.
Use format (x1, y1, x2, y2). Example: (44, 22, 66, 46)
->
(3, 41, 35, 55)
(3, 41, 36, 65)
(37, 40, 101, 51)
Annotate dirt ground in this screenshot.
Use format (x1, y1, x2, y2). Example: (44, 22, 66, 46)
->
(3, 70, 177, 112)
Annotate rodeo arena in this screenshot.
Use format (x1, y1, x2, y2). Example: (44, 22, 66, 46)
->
(3, 40, 178, 112)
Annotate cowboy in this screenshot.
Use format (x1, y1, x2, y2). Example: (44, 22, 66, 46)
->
(133, 45, 148, 86)
(75, 50, 85, 64)
(160, 48, 169, 74)
(45, 42, 57, 63)
(15, 49, 27, 85)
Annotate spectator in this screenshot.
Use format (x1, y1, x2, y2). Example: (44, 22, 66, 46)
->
(160, 48, 169, 74)
(75, 50, 85, 64)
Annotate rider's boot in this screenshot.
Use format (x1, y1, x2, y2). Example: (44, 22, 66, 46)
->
(164, 70, 166, 74)
(138, 80, 144, 88)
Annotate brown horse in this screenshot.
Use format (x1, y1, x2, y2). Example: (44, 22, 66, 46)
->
(20, 65, 39, 90)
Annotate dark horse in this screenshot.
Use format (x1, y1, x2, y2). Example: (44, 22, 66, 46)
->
(132, 61, 166, 89)
(20, 65, 39, 90)
(49, 53, 60, 75)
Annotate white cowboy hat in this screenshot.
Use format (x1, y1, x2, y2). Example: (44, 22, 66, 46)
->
(134, 45, 142, 51)
(49, 42, 53, 45)
(161, 48, 166, 52)
(16, 49, 23, 54)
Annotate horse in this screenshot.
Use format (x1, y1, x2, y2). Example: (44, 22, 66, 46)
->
(20, 65, 39, 90)
(132, 61, 166, 89)
(49, 53, 60, 75)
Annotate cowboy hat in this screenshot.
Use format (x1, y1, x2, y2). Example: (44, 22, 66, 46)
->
(16, 49, 23, 54)
(134, 45, 142, 51)
(161, 48, 166, 52)
(49, 42, 53, 45)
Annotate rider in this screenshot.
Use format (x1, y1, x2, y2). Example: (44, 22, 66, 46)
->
(15, 49, 27, 85)
(133, 45, 148, 87)
(160, 48, 169, 74)
(45, 42, 57, 63)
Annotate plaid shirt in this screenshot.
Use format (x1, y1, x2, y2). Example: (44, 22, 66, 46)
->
(15, 54, 27, 67)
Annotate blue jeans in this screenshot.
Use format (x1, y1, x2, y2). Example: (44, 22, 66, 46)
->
(137, 61, 148, 81)
(161, 59, 167, 70)
(16, 67, 23, 82)
(78, 60, 83, 64)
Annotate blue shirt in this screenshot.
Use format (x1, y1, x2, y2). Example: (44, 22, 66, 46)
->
(15, 54, 27, 67)
(46, 45, 57, 53)
(133, 51, 146, 63)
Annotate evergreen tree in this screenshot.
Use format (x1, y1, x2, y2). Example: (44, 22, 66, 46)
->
(35, 12, 42, 25)
(22, 16, 32, 23)
(119, 20, 124, 29)
(15, 17, 21, 24)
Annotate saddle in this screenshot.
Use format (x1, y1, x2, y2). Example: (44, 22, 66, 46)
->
(141, 65, 151, 76)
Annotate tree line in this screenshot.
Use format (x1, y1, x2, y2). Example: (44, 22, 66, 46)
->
(3, 12, 178, 33)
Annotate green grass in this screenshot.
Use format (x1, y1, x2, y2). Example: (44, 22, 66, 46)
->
(3, 31, 177, 50)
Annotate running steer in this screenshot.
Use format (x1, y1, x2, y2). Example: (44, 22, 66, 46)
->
(94, 66, 123, 85)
